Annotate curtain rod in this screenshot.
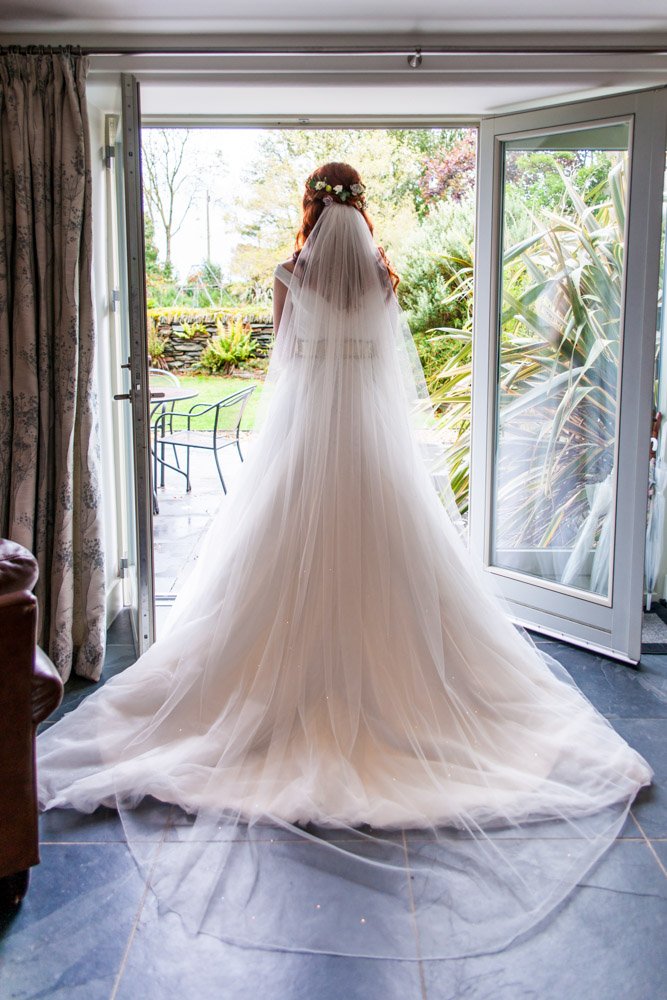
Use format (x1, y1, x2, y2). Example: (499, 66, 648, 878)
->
(73, 45, 667, 56)
(2, 42, 667, 57)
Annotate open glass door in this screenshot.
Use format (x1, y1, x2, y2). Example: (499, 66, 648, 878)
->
(472, 88, 667, 663)
(107, 74, 155, 654)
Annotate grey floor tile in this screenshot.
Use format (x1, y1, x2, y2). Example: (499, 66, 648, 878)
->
(106, 610, 134, 647)
(649, 840, 667, 874)
(13, 579, 667, 998)
(0, 844, 145, 1000)
(47, 646, 136, 724)
(543, 645, 667, 720)
(46, 680, 99, 725)
(115, 894, 423, 1000)
(610, 719, 667, 838)
(620, 807, 645, 838)
(102, 645, 137, 678)
(422, 840, 667, 1000)
(39, 806, 125, 844)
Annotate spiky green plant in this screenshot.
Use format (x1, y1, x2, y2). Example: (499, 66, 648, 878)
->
(493, 161, 625, 554)
(428, 157, 628, 555)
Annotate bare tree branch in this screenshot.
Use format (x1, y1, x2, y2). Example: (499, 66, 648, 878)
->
(141, 129, 200, 269)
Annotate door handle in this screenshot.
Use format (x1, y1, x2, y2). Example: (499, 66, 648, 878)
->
(116, 361, 133, 399)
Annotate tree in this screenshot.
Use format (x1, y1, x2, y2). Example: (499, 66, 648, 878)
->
(182, 260, 236, 308)
(144, 214, 178, 308)
(228, 128, 460, 289)
(144, 213, 162, 278)
(389, 128, 477, 217)
(142, 129, 199, 270)
(417, 131, 477, 209)
(505, 149, 620, 211)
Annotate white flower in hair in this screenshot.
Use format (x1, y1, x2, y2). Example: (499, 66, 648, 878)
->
(307, 176, 367, 206)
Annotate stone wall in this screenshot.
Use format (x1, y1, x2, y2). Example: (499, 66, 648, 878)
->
(149, 313, 274, 373)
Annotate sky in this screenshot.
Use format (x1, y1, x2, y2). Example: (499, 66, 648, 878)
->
(143, 127, 264, 280)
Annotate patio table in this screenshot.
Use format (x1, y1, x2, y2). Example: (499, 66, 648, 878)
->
(150, 386, 198, 514)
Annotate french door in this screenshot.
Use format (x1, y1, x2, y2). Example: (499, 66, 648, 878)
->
(471, 88, 667, 663)
(108, 76, 666, 664)
(107, 74, 155, 654)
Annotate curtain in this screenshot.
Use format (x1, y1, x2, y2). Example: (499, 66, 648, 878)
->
(0, 48, 105, 682)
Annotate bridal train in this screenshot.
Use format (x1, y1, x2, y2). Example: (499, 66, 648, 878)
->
(37, 185, 651, 959)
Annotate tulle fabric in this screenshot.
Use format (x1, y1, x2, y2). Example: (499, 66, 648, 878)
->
(37, 202, 651, 959)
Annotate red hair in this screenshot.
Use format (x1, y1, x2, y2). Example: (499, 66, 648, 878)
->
(293, 162, 400, 292)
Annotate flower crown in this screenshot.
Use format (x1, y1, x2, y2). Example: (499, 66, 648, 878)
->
(308, 176, 367, 206)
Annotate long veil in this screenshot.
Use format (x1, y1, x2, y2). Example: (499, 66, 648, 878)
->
(37, 201, 651, 959)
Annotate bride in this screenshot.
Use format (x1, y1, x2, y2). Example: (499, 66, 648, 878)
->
(38, 162, 651, 960)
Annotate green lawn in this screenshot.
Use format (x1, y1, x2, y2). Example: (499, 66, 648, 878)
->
(152, 373, 264, 432)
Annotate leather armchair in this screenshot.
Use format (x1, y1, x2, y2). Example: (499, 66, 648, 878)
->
(0, 539, 63, 906)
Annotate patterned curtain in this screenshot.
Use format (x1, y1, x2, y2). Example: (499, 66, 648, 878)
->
(0, 48, 105, 681)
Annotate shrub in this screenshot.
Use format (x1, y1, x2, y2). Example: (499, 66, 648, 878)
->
(180, 321, 209, 339)
(197, 317, 258, 374)
(147, 321, 168, 369)
(397, 194, 476, 341)
(146, 306, 273, 327)
(413, 329, 460, 384)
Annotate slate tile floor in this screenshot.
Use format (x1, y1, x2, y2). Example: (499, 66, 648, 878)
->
(2, 626, 666, 998)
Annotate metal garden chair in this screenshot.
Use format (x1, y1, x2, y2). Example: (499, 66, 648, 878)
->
(152, 385, 256, 494)
(149, 368, 183, 514)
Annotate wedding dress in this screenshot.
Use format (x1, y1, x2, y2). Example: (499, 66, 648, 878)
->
(37, 201, 651, 960)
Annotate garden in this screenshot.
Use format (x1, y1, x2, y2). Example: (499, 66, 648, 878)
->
(144, 129, 476, 434)
(144, 125, 647, 594)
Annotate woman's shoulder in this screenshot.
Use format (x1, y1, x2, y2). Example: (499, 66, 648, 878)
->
(274, 259, 296, 286)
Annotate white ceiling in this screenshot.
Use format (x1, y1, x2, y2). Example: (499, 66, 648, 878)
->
(2, 0, 667, 36)
(83, 49, 667, 120)
(5, 0, 667, 118)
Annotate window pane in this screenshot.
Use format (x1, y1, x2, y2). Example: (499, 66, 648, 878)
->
(491, 121, 631, 598)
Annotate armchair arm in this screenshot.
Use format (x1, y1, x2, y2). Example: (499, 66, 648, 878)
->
(32, 648, 63, 725)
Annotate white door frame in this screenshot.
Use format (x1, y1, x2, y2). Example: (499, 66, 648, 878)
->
(471, 87, 667, 663)
(112, 73, 156, 653)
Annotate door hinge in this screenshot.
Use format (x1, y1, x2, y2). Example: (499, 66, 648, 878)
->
(104, 114, 119, 169)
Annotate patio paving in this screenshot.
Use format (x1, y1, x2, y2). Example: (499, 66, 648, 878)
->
(153, 431, 257, 636)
